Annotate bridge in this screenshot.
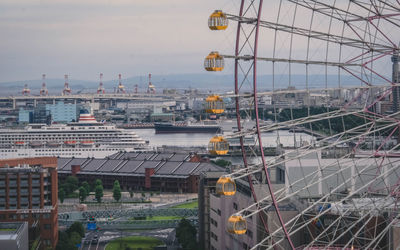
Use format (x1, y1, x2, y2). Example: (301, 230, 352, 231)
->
(0, 93, 192, 109)
(58, 207, 198, 230)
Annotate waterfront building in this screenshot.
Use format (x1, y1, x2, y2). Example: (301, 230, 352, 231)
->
(45, 101, 78, 122)
(18, 109, 33, 124)
(58, 152, 224, 193)
(0, 222, 29, 250)
(0, 157, 58, 250)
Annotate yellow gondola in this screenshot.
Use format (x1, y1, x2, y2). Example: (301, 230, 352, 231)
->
(227, 215, 247, 235)
(204, 52, 224, 71)
(216, 176, 236, 196)
(208, 136, 229, 155)
(208, 10, 228, 30)
(205, 95, 225, 114)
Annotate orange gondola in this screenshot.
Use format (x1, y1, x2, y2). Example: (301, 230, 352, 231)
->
(208, 10, 228, 30)
(208, 136, 229, 155)
(204, 52, 224, 72)
(227, 215, 247, 235)
(205, 95, 225, 114)
(216, 176, 236, 196)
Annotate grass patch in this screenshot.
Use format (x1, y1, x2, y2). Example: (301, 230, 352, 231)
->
(0, 228, 15, 232)
(130, 216, 182, 221)
(146, 216, 181, 221)
(171, 200, 198, 209)
(83, 200, 152, 204)
(105, 236, 163, 250)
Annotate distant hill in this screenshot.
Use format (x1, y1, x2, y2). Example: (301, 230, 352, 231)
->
(0, 73, 372, 96)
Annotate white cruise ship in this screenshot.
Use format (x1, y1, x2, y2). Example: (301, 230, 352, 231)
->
(0, 109, 148, 159)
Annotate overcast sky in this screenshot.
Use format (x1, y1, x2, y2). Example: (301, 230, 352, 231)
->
(0, 0, 232, 82)
(1, 1, 396, 84)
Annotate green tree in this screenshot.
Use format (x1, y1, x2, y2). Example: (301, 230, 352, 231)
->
(213, 159, 231, 167)
(95, 185, 103, 203)
(176, 218, 198, 250)
(66, 221, 85, 238)
(69, 232, 82, 246)
(56, 231, 75, 250)
(65, 176, 79, 192)
(94, 179, 102, 187)
(58, 188, 65, 204)
(82, 181, 90, 195)
(79, 186, 87, 203)
(60, 183, 72, 195)
(113, 180, 121, 202)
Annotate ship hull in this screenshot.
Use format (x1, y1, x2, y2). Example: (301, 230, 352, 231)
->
(154, 123, 221, 134)
(0, 146, 145, 159)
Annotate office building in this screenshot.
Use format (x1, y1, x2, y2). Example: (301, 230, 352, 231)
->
(45, 102, 78, 122)
(0, 157, 58, 250)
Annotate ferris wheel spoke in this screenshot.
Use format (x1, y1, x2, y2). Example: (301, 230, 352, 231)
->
(227, 13, 395, 52)
(207, 0, 399, 248)
(288, 0, 362, 21)
(224, 54, 363, 67)
(261, 159, 400, 249)
(228, 121, 400, 208)
(376, 0, 400, 12)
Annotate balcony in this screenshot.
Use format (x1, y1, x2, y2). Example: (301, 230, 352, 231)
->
(20, 181, 28, 187)
(20, 189, 29, 196)
(32, 191, 41, 196)
(32, 181, 40, 186)
(9, 190, 17, 196)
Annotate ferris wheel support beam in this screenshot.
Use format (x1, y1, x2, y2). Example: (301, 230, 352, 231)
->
(223, 54, 362, 67)
(252, 1, 299, 247)
(228, 116, 398, 193)
(259, 156, 400, 250)
(229, 109, 366, 139)
(222, 83, 395, 99)
(234, 0, 273, 240)
(290, 0, 400, 24)
(226, 14, 397, 52)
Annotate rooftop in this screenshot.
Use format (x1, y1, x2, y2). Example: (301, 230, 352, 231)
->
(0, 222, 27, 240)
(58, 152, 225, 177)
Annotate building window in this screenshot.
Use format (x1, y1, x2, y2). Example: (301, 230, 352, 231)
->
(44, 224, 51, 230)
(210, 232, 218, 242)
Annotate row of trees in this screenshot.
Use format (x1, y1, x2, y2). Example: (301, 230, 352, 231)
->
(56, 222, 85, 250)
(176, 218, 198, 250)
(59, 177, 122, 203)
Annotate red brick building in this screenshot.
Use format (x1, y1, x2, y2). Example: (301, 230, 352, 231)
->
(58, 152, 225, 193)
(0, 157, 58, 250)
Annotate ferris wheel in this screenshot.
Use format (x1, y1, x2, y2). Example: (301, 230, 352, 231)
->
(204, 1, 400, 249)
